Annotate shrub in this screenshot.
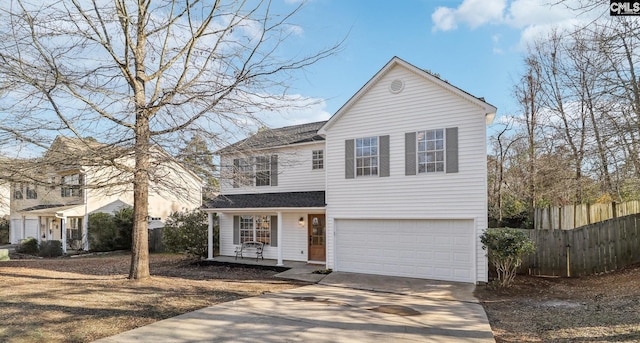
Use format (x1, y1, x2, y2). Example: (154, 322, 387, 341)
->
(16, 237, 39, 255)
(163, 209, 216, 258)
(88, 208, 134, 252)
(481, 228, 535, 288)
(88, 212, 118, 252)
(0, 217, 9, 244)
(39, 240, 63, 257)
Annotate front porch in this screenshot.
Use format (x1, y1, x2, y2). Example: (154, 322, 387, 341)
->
(204, 255, 328, 283)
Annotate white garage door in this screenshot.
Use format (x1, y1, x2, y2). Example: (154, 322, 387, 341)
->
(335, 219, 475, 283)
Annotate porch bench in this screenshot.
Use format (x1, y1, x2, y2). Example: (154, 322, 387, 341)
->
(234, 241, 264, 261)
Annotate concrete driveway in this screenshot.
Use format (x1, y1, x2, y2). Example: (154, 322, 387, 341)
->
(94, 272, 494, 343)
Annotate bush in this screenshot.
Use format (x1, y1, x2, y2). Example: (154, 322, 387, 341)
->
(16, 237, 39, 255)
(0, 217, 9, 244)
(88, 208, 134, 252)
(481, 228, 535, 288)
(39, 240, 63, 257)
(163, 209, 216, 258)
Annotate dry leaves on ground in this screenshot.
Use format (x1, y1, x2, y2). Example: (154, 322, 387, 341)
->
(0, 253, 304, 343)
(475, 264, 640, 343)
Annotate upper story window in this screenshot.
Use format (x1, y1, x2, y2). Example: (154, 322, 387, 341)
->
(356, 137, 378, 177)
(405, 127, 457, 176)
(255, 156, 271, 187)
(61, 173, 82, 197)
(13, 184, 23, 200)
(232, 155, 278, 188)
(417, 129, 445, 173)
(26, 186, 37, 199)
(312, 150, 324, 170)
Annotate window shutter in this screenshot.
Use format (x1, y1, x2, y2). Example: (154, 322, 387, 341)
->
(446, 127, 459, 173)
(233, 216, 240, 244)
(405, 132, 416, 175)
(232, 159, 240, 188)
(270, 155, 278, 186)
(270, 215, 278, 247)
(379, 135, 390, 177)
(345, 139, 355, 179)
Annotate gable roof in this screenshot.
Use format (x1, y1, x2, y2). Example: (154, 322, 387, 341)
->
(205, 191, 325, 209)
(216, 121, 327, 155)
(318, 56, 497, 134)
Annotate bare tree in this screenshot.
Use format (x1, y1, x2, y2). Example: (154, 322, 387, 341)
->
(0, 0, 340, 279)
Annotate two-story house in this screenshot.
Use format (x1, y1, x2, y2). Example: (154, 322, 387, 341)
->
(9, 136, 202, 252)
(204, 57, 496, 284)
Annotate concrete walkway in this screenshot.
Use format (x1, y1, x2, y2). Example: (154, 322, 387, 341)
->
(94, 270, 494, 343)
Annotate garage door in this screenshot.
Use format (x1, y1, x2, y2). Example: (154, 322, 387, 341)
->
(335, 219, 475, 283)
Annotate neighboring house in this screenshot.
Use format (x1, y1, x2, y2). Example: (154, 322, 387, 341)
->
(204, 57, 496, 284)
(9, 136, 202, 252)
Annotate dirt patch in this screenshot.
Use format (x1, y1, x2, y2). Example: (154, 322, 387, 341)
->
(0, 253, 304, 343)
(475, 264, 640, 342)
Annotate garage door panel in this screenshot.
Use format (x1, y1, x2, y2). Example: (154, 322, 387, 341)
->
(336, 219, 474, 283)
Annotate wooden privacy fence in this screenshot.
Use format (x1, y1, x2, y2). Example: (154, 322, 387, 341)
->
(534, 200, 640, 230)
(517, 213, 640, 277)
(148, 228, 164, 253)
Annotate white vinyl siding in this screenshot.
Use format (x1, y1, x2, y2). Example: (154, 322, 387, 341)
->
(220, 142, 325, 194)
(323, 65, 488, 283)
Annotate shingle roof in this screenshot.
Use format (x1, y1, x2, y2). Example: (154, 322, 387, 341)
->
(216, 121, 326, 154)
(205, 191, 325, 209)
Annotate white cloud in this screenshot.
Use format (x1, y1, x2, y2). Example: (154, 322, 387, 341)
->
(432, 0, 507, 32)
(432, 0, 607, 49)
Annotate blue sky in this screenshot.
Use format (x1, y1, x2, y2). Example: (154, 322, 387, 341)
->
(266, 0, 608, 128)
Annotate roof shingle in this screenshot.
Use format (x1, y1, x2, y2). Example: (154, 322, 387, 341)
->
(216, 121, 326, 154)
(205, 191, 325, 209)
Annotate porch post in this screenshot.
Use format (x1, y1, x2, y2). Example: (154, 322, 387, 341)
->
(21, 216, 26, 242)
(207, 212, 214, 260)
(276, 211, 283, 266)
(61, 217, 67, 254)
(82, 214, 89, 251)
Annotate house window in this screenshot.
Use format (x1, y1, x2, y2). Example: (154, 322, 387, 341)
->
(417, 129, 444, 173)
(13, 184, 23, 199)
(67, 217, 83, 240)
(235, 158, 253, 187)
(61, 173, 82, 197)
(355, 137, 378, 176)
(26, 186, 37, 199)
(239, 215, 271, 244)
(255, 156, 271, 187)
(312, 150, 324, 170)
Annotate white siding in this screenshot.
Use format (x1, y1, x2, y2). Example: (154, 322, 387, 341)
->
(324, 65, 488, 283)
(219, 142, 325, 195)
(218, 212, 311, 262)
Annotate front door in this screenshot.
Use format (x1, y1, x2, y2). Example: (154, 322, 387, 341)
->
(308, 214, 326, 261)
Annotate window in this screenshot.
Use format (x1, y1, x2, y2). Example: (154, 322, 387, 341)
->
(26, 186, 37, 199)
(355, 137, 378, 176)
(233, 155, 277, 188)
(255, 156, 271, 187)
(312, 150, 324, 170)
(239, 215, 271, 244)
(61, 173, 82, 197)
(417, 129, 444, 173)
(13, 184, 23, 200)
(67, 218, 83, 240)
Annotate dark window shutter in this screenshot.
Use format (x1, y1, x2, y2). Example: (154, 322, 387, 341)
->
(379, 135, 390, 177)
(405, 132, 416, 175)
(232, 159, 240, 188)
(345, 139, 355, 179)
(446, 127, 459, 173)
(270, 215, 278, 247)
(233, 216, 240, 244)
(270, 155, 278, 186)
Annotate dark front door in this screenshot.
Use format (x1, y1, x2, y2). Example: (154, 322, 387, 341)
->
(308, 214, 326, 261)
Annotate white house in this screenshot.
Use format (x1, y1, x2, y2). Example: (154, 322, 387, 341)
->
(9, 136, 203, 252)
(204, 57, 496, 284)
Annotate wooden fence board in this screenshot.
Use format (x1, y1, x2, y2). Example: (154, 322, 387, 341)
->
(515, 213, 640, 277)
